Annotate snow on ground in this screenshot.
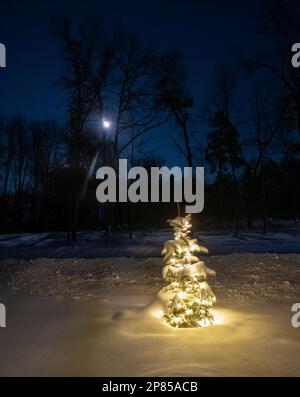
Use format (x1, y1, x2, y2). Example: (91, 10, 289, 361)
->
(0, 225, 299, 376)
(0, 294, 299, 376)
(1, 254, 300, 305)
(0, 253, 300, 376)
(0, 223, 299, 259)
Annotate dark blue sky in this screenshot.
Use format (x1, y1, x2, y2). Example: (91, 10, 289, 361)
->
(0, 0, 263, 166)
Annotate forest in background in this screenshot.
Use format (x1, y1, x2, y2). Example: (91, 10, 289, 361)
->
(0, 0, 300, 240)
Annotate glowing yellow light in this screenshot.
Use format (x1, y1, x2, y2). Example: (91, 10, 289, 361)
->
(152, 309, 164, 319)
(161, 214, 216, 328)
(197, 318, 210, 327)
(213, 314, 221, 324)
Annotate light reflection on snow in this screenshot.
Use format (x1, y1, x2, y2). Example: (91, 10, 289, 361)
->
(102, 304, 299, 376)
(147, 302, 227, 327)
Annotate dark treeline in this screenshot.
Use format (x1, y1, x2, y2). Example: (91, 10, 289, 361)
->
(0, 1, 300, 239)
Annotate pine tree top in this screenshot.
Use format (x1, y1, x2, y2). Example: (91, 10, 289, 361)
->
(167, 214, 192, 230)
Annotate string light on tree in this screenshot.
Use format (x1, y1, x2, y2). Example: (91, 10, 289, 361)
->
(158, 214, 216, 328)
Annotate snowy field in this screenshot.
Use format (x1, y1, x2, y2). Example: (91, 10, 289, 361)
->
(0, 294, 299, 376)
(0, 253, 300, 376)
(0, 222, 299, 259)
(0, 225, 299, 376)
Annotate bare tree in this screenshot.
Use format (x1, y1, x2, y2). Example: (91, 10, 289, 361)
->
(104, 28, 170, 160)
(8, 117, 31, 227)
(0, 117, 15, 226)
(247, 86, 286, 234)
(30, 121, 65, 226)
(51, 16, 111, 242)
(204, 67, 244, 234)
(96, 29, 171, 232)
(155, 50, 194, 167)
(237, 0, 300, 139)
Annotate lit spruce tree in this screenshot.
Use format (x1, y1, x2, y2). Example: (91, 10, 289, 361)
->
(160, 214, 216, 328)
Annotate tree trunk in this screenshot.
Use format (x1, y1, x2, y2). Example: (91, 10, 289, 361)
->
(231, 162, 239, 237)
(68, 139, 80, 243)
(183, 122, 193, 168)
(1, 155, 12, 226)
(260, 156, 267, 235)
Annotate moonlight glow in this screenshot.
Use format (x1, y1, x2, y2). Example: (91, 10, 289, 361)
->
(102, 119, 111, 129)
(158, 214, 216, 328)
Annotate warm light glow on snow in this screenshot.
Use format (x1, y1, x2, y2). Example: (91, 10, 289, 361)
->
(151, 309, 164, 319)
(211, 310, 223, 325)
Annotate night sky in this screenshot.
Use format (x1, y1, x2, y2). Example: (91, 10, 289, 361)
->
(0, 0, 263, 166)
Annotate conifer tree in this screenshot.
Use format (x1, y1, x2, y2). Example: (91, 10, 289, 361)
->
(159, 214, 216, 327)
